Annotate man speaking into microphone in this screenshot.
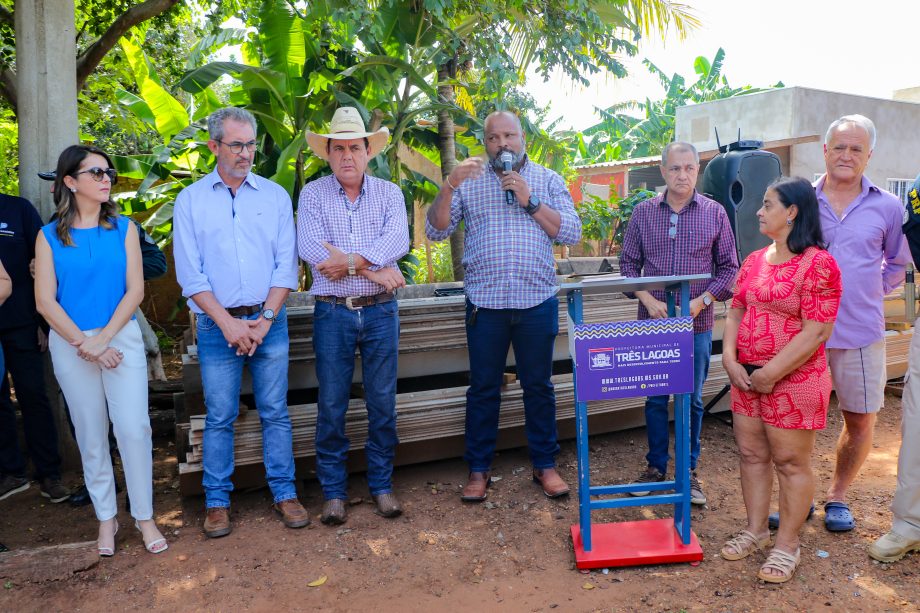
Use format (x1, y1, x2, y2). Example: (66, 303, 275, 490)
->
(426, 110, 581, 502)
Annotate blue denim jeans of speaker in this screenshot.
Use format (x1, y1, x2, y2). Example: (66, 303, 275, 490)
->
(313, 299, 400, 500)
(644, 330, 712, 474)
(463, 296, 560, 472)
(198, 307, 296, 508)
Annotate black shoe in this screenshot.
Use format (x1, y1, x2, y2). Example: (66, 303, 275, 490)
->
(40, 477, 71, 503)
(0, 475, 30, 501)
(629, 466, 667, 497)
(69, 484, 92, 507)
(0, 542, 8, 553)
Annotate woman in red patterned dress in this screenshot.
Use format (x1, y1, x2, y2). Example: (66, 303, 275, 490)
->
(719, 176, 842, 583)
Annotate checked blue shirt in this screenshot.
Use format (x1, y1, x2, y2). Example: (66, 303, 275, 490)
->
(426, 157, 581, 309)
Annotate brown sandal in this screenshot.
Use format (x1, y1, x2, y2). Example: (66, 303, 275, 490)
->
(757, 547, 801, 583)
(720, 530, 771, 561)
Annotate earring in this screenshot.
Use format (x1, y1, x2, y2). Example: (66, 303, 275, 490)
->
(786, 218, 793, 226)
(70, 187, 77, 193)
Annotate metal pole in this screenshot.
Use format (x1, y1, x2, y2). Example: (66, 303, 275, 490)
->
(568, 289, 592, 551)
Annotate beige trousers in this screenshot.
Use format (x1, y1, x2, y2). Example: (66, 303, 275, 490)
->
(892, 323, 920, 540)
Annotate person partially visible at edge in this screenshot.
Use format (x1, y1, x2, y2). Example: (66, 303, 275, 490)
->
(0, 260, 7, 554)
(0, 260, 10, 303)
(720, 176, 841, 584)
(867, 172, 920, 563)
(173, 107, 308, 538)
(426, 110, 581, 503)
(34, 145, 168, 556)
(0, 190, 70, 507)
(619, 141, 739, 507)
(808, 114, 909, 533)
(297, 106, 409, 525)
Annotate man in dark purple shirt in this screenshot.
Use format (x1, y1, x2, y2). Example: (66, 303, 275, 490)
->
(620, 142, 739, 505)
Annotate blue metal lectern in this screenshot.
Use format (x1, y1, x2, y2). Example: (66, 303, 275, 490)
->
(560, 274, 710, 569)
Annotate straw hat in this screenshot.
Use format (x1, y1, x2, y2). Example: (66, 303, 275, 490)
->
(306, 107, 390, 161)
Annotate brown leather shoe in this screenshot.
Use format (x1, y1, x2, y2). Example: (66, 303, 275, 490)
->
(533, 468, 570, 498)
(203, 506, 231, 538)
(461, 471, 491, 502)
(321, 499, 347, 525)
(373, 493, 403, 518)
(273, 498, 311, 528)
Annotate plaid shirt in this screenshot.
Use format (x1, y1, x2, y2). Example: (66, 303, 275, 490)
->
(297, 174, 410, 297)
(425, 157, 581, 309)
(619, 191, 739, 333)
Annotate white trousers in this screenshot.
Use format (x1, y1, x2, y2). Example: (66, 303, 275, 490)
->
(892, 323, 920, 540)
(49, 320, 153, 521)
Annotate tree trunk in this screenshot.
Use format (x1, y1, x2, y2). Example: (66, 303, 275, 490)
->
(436, 59, 464, 282)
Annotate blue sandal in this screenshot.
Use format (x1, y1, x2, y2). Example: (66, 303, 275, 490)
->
(767, 503, 814, 530)
(824, 501, 855, 532)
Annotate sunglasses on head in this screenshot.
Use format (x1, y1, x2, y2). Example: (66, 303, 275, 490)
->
(75, 167, 118, 184)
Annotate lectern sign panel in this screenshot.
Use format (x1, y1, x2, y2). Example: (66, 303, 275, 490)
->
(573, 317, 694, 401)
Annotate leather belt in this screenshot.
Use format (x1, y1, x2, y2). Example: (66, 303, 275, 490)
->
(315, 292, 395, 310)
(226, 304, 262, 317)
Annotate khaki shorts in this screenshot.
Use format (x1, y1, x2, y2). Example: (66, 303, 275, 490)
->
(827, 339, 886, 414)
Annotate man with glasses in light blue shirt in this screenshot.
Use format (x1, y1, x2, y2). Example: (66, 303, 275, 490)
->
(173, 107, 309, 538)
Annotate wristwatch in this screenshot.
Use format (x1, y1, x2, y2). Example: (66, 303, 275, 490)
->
(347, 253, 356, 276)
(261, 308, 276, 322)
(702, 294, 713, 307)
(525, 195, 542, 215)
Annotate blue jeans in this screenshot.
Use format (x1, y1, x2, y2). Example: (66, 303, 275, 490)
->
(644, 331, 712, 473)
(313, 299, 400, 500)
(464, 296, 560, 471)
(198, 307, 296, 508)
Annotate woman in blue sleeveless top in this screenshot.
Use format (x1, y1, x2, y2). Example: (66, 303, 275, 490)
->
(34, 145, 167, 556)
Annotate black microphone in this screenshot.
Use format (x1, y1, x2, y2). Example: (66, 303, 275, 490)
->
(501, 151, 514, 204)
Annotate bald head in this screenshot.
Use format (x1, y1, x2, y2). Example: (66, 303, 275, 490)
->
(484, 111, 526, 169)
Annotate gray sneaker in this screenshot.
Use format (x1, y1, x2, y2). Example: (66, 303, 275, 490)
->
(629, 466, 666, 497)
(40, 478, 71, 503)
(690, 471, 707, 506)
(0, 475, 30, 501)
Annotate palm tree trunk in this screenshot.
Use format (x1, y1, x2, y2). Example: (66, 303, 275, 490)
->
(436, 59, 463, 281)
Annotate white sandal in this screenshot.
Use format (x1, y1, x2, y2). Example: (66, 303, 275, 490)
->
(757, 547, 800, 583)
(721, 529, 771, 561)
(135, 521, 169, 554)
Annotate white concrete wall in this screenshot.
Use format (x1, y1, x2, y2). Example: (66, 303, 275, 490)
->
(675, 87, 920, 190)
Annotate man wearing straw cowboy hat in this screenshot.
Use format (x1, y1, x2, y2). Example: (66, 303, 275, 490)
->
(297, 106, 410, 525)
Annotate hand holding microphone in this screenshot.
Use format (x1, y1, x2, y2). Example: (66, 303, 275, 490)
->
(501, 151, 514, 204)
(499, 152, 530, 208)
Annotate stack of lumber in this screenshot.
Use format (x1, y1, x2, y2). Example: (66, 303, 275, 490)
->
(178, 358, 730, 476)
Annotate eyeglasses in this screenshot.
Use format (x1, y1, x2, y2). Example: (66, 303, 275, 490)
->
(668, 212, 679, 239)
(216, 140, 258, 154)
(75, 167, 118, 185)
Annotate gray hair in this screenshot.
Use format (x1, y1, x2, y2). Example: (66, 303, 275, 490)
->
(207, 107, 257, 141)
(661, 141, 699, 166)
(824, 114, 876, 150)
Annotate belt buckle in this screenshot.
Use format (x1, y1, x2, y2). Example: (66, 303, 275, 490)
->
(345, 296, 362, 311)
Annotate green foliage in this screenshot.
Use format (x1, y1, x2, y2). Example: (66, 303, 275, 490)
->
(579, 187, 655, 254)
(0, 107, 18, 195)
(408, 241, 454, 284)
(577, 48, 784, 164)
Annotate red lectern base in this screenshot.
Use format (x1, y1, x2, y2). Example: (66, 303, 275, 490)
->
(571, 518, 704, 569)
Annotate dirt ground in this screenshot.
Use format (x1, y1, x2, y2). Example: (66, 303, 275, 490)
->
(0, 391, 917, 613)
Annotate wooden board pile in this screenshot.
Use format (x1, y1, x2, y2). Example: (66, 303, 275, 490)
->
(179, 360, 730, 476)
